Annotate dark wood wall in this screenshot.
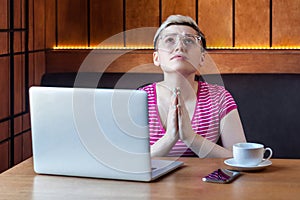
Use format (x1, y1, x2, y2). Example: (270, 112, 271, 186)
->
(46, 0, 300, 73)
(47, 0, 300, 48)
(0, 0, 299, 172)
(0, 0, 47, 172)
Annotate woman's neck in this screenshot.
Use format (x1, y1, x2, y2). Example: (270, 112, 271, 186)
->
(158, 73, 198, 99)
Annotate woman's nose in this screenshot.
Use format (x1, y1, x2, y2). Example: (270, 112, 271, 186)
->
(174, 39, 186, 52)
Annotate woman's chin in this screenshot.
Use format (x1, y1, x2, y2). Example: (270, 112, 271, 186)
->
(163, 63, 198, 74)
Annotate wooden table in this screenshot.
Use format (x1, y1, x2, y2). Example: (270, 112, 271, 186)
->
(0, 158, 299, 200)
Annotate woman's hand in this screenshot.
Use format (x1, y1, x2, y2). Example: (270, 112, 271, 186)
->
(150, 89, 180, 157)
(164, 90, 180, 141)
(176, 88, 233, 158)
(177, 90, 196, 142)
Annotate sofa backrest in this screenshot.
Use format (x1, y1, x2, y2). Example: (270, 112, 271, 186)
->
(40, 72, 300, 158)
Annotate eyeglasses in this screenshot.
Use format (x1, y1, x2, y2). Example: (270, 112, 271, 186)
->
(157, 33, 202, 50)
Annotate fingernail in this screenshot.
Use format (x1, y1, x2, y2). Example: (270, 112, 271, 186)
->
(176, 87, 181, 95)
(173, 88, 177, 96)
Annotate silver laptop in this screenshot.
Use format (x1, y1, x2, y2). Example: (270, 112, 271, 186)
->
(29, 86, 183, 182)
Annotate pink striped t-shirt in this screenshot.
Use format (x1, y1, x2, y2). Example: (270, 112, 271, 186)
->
(140, 81, 237, 157)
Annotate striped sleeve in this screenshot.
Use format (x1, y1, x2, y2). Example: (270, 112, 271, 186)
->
(208, 84, 237, 119)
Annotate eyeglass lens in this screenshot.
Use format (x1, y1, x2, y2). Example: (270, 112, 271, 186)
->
(158, 34, 201, 50)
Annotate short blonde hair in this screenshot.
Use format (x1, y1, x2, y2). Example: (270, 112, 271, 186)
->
(154, 15, 206, 50)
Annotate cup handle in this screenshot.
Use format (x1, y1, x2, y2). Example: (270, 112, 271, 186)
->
(264, 147, 273, 160)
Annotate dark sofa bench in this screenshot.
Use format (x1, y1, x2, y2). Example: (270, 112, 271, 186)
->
(41, 72, 300, 158)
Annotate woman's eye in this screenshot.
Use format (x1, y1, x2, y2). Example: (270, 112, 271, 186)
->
(164, 37, 175, 44)
(183, 38, 195, 45)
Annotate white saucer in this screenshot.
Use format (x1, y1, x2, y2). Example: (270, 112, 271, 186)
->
(224, 158, 272, 171)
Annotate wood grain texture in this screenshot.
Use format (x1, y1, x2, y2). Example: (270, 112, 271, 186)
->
(14, 116, 22, 136)
(14, 134, 23, 165)
(161, 0, 196, 21)
(0, 121, 9, 142)
(90, 0, 123, 46)
(0, 0, 8, 29)
(198, 0, 233, 47)
(14, 55, 24, 115)
(202, 50, 300, 73)
(33, 52, 46, 85)
(28, 0, 34, 51)
(28, 53, 35, 87)
(104, 50, 159, 73)
(235, 0, 270, 47)
(57, 0, 88, 46)
(14, 32, 22, 53)
(272, 0, 300, 47)
(46, 50, 89, 73)
(29, 52, 43, 87)
(1, 158, 300, 200)
(13, 0, 22, 28)
(22, 131, 32, 160)
(45, 0, 56, 48)
(33, 0, 46, 50)
(0, 142, 9, 173)
(0, 57, 9, 119)
(47, 0, 300, 48)
(125, 0, 159, 46)
(22, 113, 31, 132)
(46, 50, 300, 73)
(0, 33, 8, 55)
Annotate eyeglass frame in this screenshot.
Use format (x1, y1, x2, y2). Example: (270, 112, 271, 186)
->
(155, 33, 204, 51)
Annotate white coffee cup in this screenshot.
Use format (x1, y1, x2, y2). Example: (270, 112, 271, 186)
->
(233, 142, 273, 166)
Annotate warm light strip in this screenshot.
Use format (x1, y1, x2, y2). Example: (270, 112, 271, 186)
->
(53, 46, 300, 50)
(52, 46, 154, 50)
(207, 46, 300, 50)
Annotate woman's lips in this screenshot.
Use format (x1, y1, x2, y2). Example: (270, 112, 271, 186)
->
(171, 55, 187, 60)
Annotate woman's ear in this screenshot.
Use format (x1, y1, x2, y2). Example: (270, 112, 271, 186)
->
(153, 51, 160, 66)
(199, 51, 205, 66)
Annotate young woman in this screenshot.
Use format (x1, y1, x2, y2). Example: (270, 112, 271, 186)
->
(140, 15, 246, 158)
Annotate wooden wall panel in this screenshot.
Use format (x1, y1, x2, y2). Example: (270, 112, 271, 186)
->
(198, 0, 233, 47)
(235, 0, 270, 47)
(33, 52, 46, 85)
(46, 50, 300, 73)
(14, 55, 24, 115)
(34, 0, 46, 50)
(97, 50, 157, 73)
(45, 0, 56, 48)
(0, 33, 8, 55)
(46, 50, 88, 72)
(57, 0, 88, 46)
(125, 0, 159, 46)
(272, 0, 300, 47)
(21, 0, 26, 28)
(0, 57, 9, 119)
(22, 113, 31, 131)
(0, 122, 9, 142)
(28, 53, 35, 86)
(0, 0, 8, 29)
(13, 0, 24, 52)
(48, 0, 300, 49)
(161, 0, 196, 21)
(0, 142, 9, 173)
(14, 134, 22, 165)
(90, 0, 123, 46)
(206, 51, 300, 73)
(14, 32, 22, 53)
(14, 0, 22, 28)
(28, 0, 34, 51)
(14, 116, 22, 135)
(22, 131, 32, 160)
(45, 1, 300, 74)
